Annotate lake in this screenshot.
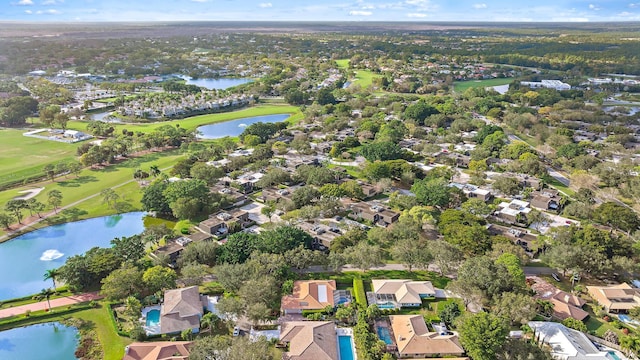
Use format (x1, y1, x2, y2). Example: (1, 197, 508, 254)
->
(179, 76, 252, 90)
(0, 212, 146, 300)
(196, 114, 290, 139)
(0, 322, 78, 360)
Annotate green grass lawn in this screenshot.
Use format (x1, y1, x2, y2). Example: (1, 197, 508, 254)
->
(0, 129, 80, 189)
(336, 59, 350, 69)
(66, 104, 301, 134)
(75, 304, 132, 360)
(351, 69, 379, 89)
(0, 150, 183, 238)
(453, 78, 515, 93)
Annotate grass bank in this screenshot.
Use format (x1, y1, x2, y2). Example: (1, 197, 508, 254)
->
(66, 104, 301, 134)
(453, 78, 514, 93)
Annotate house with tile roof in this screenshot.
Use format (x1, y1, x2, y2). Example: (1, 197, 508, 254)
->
(389, 315, 465, 358)
(529, 321, 615, 360)
(587, 283, 640, 313)
(160, 286, 204, 335)
(122, 341, 192, 360)
(281, 280, 350, 315)
(279, 321, 339, 360)
(372, 279, 435, 308)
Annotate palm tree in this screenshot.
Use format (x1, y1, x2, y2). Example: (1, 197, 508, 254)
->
(100, 188, 119, 211)
(149, 165, 161, 177)
(39, 288, 54, 311)
(200, 312, 219, 334)
(44, 269, 60, 292)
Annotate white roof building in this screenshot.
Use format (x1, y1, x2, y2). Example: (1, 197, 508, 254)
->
(522, 80, 571, 91)
(528, 321, 616, 360)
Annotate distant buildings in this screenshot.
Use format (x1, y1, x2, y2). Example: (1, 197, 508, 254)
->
(521, 79, 571, 91)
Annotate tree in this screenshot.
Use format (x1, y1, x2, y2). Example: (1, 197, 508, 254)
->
(291, 186, 321, 208)
(461, 198, 493, 217)
(44, 268, 60, 292)
(142, 266, 177, 294)
(562, 317, 588, 332)
(246, 302, 271, 326)
(492, 175, 522, 196)
(493, 292, 537, 325)
(39, 288, 55, 311)
(344, 242, 384, 270)
(199, 312, 220, 335)
(594, 202, 640, 234)
(316, 87, 336, 105)
(43, 163, 56, 182)
(190, 162, 225, 186)
(100, 188, 120, 211)
(361, 141, 403, 162)
(47, 189, 63, 213)
(430, 240, 464, 276)
(149, 165, 161, 177)
(178, 240, 218, 267)
(111, 235, 145, 263)
(141, 180, 171, 215)
(411, 177, 454, 208)
(180, 262, 211, 286)
(100, 263, 144, 301)
(404, 99, 439, 124)
(0, 213, 13, 230)
(448, 256, 521, 305)
(260, 201, 276, 223)
(216, 296, 246, 320)
(438, 301, 462, 327)
(5, 199, 27, 224)
(340, 180, 366, 200)
(495, 253, 526, 288)
(496, 339, 553, 360)
(458, 312, 509, 360)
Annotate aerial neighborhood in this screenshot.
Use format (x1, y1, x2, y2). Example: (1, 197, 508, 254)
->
(1, 18, 640, 360)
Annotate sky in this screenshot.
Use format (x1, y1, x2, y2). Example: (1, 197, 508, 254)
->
(2, 0, 640, 22)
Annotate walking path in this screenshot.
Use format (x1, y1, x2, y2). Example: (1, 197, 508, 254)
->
(0, 292, 103, 319)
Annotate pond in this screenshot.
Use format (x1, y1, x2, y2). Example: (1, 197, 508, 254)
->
(196, 114, 290, 139)
(0, 322, 79, 360)
(179, 76, 253, 90)
(0, 212, 146, 300)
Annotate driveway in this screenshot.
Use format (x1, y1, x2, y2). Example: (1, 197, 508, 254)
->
(240, 202, 281, 225)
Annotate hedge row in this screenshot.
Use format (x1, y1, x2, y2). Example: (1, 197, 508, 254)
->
(352, 278, 367, 308)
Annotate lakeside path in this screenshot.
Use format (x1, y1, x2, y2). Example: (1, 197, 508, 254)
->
(0, 292, 103, 318)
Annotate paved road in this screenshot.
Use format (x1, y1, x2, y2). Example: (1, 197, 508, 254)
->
(0, 292, 103, 318)
(298, 263, 556, 276)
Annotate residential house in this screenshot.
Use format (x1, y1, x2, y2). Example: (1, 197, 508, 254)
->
(389, 315, 465, 358)
(586, 283, 640, 313)
(450, 183, 492, 202)
(150, 233, 212, 268)
(359, 181, 381, 198)
(281, 280, 350, 315)
(198, 209, 251, 237)
(122, 341, 192, 360)
(258, 187, 294, 204)
(211, 185, 247, 207)
(496, 199, 531, 224)
(487, 224, 538, 252)
(279, 321, 339, 360)
(530, 189, 562, 212)
(297, 222, 342, 250)
(371, 280, 435, 308)
(349, 202, 399, 227)
(160, 286, 204, 335)
(530, 279, 588, 321)
(528, 321, 615, 360)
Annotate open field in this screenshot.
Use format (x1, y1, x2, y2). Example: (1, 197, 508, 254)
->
(453, 78, 514, 93)
(336, 58, 380, 89)
(0, 129, 80, 190)
(65, 104, 301, 134)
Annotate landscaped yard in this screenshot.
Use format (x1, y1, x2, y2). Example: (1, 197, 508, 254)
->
(0, 128, 80, 189)
(453, 78, 515, 93)
(303, 270, 451, 293)
(75, 304, 132, 360)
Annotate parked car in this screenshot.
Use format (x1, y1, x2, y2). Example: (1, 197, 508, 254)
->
(552, 273, 561, 282)
(233, 326, 240, 336)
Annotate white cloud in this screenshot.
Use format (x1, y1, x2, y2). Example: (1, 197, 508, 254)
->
(473, 3, 487, 9)
(24, 9, 32, 14)
(588, 4, 600, 10)
(361, 4, 375, 9)
(407, 12, 427, 17)
(36, 8, 60, 14)
(629, 2, 639, 8)
(191, 0, 208, 2)
(42, 0, 63, 4)
(259, 2, 272, 8)
(17, 0, 34, 5)
(349, 10, 372, 16)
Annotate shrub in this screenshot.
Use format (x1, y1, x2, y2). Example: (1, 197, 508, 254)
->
(352, 278, 367, 308)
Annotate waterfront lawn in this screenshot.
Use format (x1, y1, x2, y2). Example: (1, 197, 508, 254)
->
(0, 129, 79, 190)
(0, 150, 182, 237)
(75, 304, 132, 360)
(65, 104, 301, 134)
(453, 78, 514, 93)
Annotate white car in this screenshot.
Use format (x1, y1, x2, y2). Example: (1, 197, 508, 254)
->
(233, 326, 240, 336)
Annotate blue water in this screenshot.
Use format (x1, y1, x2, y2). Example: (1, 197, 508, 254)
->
(609, 351, 621, 360)
(376, 326, 393, 345)
(378, 303, 395, 309)
(0, 322, 78, 359)
(146, 309, 160, 327)
(0, 212, 146, 300)
(196, 114, 290, 139)
(619, 315, 631, 322)
(180, 76, 252, 90)
(338, 335, 355, 360)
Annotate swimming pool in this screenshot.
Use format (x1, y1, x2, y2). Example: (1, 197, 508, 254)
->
(608, 351, 621, 360)
(376, 326, 393, 345)
(146, 309, 160, 327)
(377, 303, 395, 309)
(338, 335, 355, 360)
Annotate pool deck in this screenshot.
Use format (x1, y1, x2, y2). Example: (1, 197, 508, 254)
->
(141, 305, 162, 335)
(0, 291, 103, 319)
